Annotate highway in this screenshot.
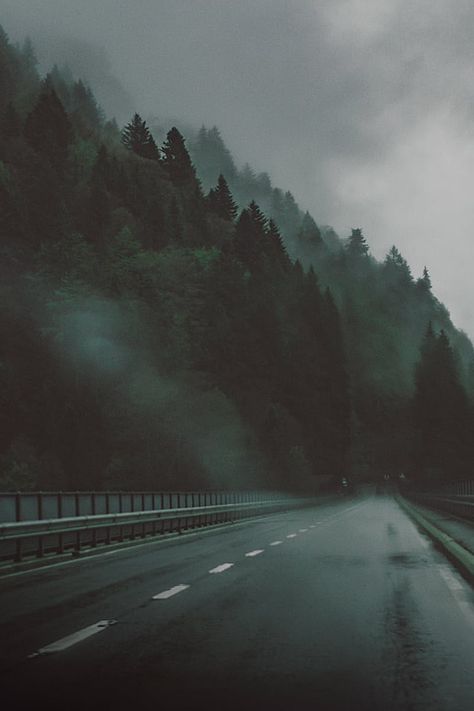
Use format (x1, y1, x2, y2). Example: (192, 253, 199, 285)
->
(0, 493, 473, 710)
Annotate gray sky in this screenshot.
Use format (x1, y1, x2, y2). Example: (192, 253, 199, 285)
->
(3, 0, 474, 336)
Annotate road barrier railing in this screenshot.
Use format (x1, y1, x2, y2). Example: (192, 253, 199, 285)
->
(0, 494, 317, 564)
(403, 492, 474, 522)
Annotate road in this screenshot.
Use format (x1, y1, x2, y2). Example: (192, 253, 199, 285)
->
(0, 493, 473, 710)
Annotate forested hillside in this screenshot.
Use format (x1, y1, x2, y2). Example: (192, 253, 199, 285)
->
(1, 29, 472, 491)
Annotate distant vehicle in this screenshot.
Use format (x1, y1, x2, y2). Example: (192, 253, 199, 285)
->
(339, 477, 354, 495)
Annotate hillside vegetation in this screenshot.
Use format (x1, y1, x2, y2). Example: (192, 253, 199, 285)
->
(1, 29, 472, 491)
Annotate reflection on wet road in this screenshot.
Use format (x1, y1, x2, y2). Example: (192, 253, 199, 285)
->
(0, 494, 473, 710)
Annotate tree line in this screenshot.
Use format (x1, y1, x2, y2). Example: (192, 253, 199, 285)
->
(0, 28, 472, 490)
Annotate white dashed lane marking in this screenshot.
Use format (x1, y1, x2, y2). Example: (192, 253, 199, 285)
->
(153, 585, 190, 600)
(209, 563, 234, 574)
(286, 534, 297, 539)
(270, 540, 283, 546)
(245, 549, 264, 557)
(29, 620, 116, 658)
(299, 528, 308, 533)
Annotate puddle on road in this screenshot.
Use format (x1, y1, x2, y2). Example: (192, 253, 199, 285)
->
(313, 554, 368, 568)
(378, 579, 444, 711)
(387, 553, 430, 568)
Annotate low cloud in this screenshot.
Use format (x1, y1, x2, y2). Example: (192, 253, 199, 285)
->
(3, 0, 474, 333)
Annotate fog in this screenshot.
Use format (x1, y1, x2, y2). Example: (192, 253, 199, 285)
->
(45, 292, 266, 489)
(3, 0, 474, 335)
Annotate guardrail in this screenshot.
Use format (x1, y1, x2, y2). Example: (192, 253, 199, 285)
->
(404, 493, 474, 522)
(439, 480, 474, 497)
(0, 490, 286, 524)
(0, 492, 317, 564)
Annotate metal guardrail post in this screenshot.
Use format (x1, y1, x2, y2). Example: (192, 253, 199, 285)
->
(118, 492, 123, 542)
(151, 494, 157, 537)
(15, 492, 22, 562)
(130, 493, 135, 540)
(177, 493, 182, 534)
(74, 492, 81, 555)
(37, 493, 44, 557)
(91, 493, 97, 547)
(105, 493, 111, 545)
(58, 492, 64, 554)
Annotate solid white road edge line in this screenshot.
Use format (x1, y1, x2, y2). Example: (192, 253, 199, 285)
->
(152, 584, 190, 600)
(245, 550, 264, 557)
(29, 620, 116, 657)
(437, 564, 474, 628)
(209, 563, 234, 574)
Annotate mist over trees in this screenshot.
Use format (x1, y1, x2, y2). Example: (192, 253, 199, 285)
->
(1, 28, 473, 491)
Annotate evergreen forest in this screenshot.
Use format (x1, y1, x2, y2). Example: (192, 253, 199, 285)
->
(1, 29, 473, 492)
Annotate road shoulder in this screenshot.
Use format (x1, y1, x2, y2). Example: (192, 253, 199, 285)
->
(396, 495, 474, 586)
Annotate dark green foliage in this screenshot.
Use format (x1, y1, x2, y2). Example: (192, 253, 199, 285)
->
(121, 113, 160, 160)
(347, 228, 369, 257)
(1, 32, 473, 492)
(234, 202, 267, 269)
(162, 126, 196, 186)
(71, 79, 104, 134)
(0, 26, 16, 110)
(1, 102, 21, 139)
(24, 84, 72, 169)
(191, 125, 237, 189)
(299, 212, 322, 248)
(384, 246, 412, 285)
(416, 266, 432, 294)
(413, 325, 472, 483)
(265, 219, 291, 271)
(207, 174, 237, 221)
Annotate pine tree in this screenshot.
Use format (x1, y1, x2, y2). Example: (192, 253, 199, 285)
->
(21, 37, 38, 71)
(92, 145, 111, 185)
(234, 202, 267, 269)
(321, 288, 351, 475)
(192, 125, 237, 188)
(162, 127, 196, 186)
(121, 113, 160, 160)
(265, 219, 291, 271)
(384, 245, 412, 284)
(248, 200, 267, 234)
(416, 266, 432, 294)
(0, 25, 15, 111)
(347, 228, 369, 257)
(207, 174, 237, 221)
(71, 80, 103, 131)
(46, 67, 71, 111)
(413, 324, 472, 482)
(298, 211, 322, 247)
(20, 37, 39, 90)
(1, 102, 21, 139)
(24, 85, 72, 169)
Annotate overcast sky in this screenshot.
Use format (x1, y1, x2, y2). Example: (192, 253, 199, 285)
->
(3, 0, 474, 336)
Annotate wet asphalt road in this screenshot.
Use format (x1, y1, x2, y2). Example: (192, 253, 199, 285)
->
(0, 493, 473, 711)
